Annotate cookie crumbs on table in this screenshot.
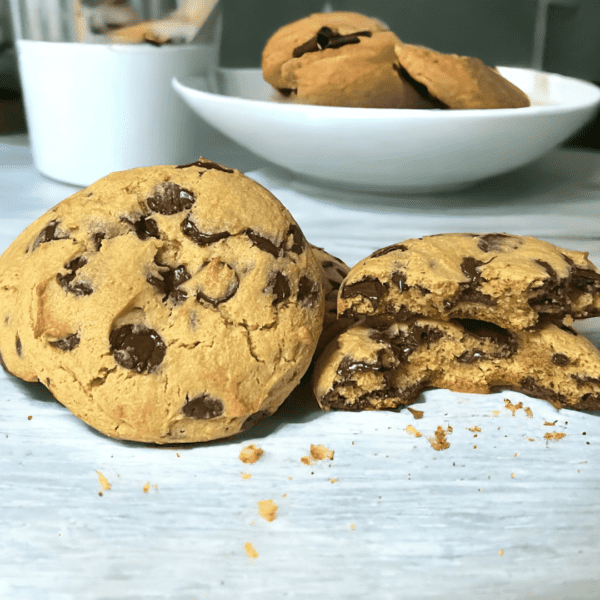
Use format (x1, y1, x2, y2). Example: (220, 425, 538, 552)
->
(244, 542, 259, 559)
(257, 500, 278, 522)
(239, 444, 264, 464)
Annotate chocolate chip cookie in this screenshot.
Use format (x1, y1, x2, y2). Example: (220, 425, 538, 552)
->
(0, 158, 324, 444)
(394, 43, 530, 109)
(313, 317, 600, 412)
(261, 12, 437, 108)
(338, 234, 600, 331)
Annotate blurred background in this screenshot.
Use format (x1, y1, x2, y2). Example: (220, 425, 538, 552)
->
(1, 0, 599, 145)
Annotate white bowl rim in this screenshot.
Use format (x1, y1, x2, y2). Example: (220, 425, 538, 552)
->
(173, 66, 600, 120)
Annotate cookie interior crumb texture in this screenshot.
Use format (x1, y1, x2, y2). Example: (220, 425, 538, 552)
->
(0, 158, 325, 444)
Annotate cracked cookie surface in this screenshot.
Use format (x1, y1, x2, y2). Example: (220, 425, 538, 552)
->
(261, 11, 437, 108)
(338, 233, 600, 330)
(313, 317, 600, 412)
(0, 159, 324, 443)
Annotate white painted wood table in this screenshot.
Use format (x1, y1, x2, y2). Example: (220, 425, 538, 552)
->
(1, 140, 599, 600)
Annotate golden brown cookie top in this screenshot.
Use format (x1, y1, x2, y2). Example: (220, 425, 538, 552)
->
(262, 11, 389, 90)
(338, 233, 600, 330)
(394, 43, 530, 109)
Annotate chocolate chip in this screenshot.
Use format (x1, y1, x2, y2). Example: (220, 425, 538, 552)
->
(148, 263, 191, 304)
(181, 215, 230, 246)
(49, 333, 80, 351)
(552, 353, 570, 366)
(477, 233, 511, 252)
(15, 336, 21, 357)
(266, 271, 291, 305)
(516, 377, 567, 406)
(182, 394, 224, 419)
(297, 276, 320, 307)
(146, 182, 195, 215)
(122, 215, 160, 241)
(286, 224, 305, 255)
(445, 258, 495, 308)
(245, 229, 281, 257)
(241, 410, 273, 431)
(31, 220, 69, 251)
(292, 26, 372, 58)
(340, 278, 387, 310)
(109, 324, 166, 374)
(370, 243, 408, 258)
(57, 257, 93, 296)
(175, 158, 234, 173)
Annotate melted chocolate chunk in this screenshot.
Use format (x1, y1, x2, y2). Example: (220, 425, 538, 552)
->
(571, 266, 600, 295)
(392, 324, 444, 363)
(277, 88, 296, 97)
(528, 260, 567, 311)
(49, 333, 80, 351)
(370, 243, 408, 259)
(175, 158, 234, 173)
(391, 272, 407, 292)
(456, 319, 518, 358)
(109, 324, 166, 374)
(148, 263, 191, 304)
(31, 220, 69, 251)
(444, 258, 495, 308)
(241, 410, 273, 431)
(122, 215, 160, 241)
(182, 394, 224, 419)
(245, 229, 281, 257)
(336, 354, 383, 378)
(15, 336, 21, 357)
(266, 271, 291, 305)
(393, 65, 448, 109)
(181, 215, 230, 246)
(552, 353, 570, 366)
(297, 276, 320, 307)
(571, 374, 600, 387)
(517, 376, 567, 405)
(146, 182, 195, 215)
(286, 224, 306, 255)
(477, 233, 511, 252)
(57, 257, 94, 296)
(293, 26, 372, 58)
(340, 278, 387, 310)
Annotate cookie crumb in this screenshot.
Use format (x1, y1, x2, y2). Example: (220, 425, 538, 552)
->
(244, 542, 259, 559)
(257, 499, 278, 522)
(143, 482, 150, 493)
(240, 473, 252, 480)
(524, 407, 533, 418)
(511, 473, 515, 479)
(407, 407, 424, 419)
(499, 549, 504, 556)
(543, 420, 558, 426)
(95, 471, 111, 492)
(27, 415, 32, 420)
(467, 426, 481, 432)
(239, 444, 264, 464)
(504, 399, 524, 416)
(330, 478, 338, 484)
(543, 432, 566, 442)
(429, 425, 451, 451)
(300, 456, 312, 465)
(349, 524, 356, 530)
(527, 437, 535, 442)
(406, 425, 422, 438)
(310, 444, 334, 461)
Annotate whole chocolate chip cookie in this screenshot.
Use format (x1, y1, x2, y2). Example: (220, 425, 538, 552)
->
(0, 159, 324, 443)
(338, 234, 600, 330)
(394, 43, 530, 109)
(261, 12, 438, 108)
(313, 317, 600, 412)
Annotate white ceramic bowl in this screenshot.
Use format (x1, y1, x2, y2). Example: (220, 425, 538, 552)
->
(173, 67, 600, 192)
